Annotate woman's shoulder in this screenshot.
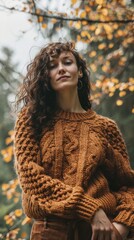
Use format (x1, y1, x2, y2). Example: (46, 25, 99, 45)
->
(95, 112, 116, 124)
(93, 111, 119, 132)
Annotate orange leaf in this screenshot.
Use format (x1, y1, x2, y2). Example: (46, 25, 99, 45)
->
(38, 16, 44, 23)
(42, 23, 47, 28)
(71, 0, 77, 5)
(14, 209, 23, 217)
(98, 43, 106, 50)
(89, 51, 97, 57)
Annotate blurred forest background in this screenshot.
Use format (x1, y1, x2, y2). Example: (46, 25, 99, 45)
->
(0, 0, 134, 239)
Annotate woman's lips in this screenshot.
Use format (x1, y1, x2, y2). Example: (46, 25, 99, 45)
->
(57, 76, 70, 81)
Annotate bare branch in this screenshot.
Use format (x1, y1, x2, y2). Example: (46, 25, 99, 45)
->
(0, 4, 133, 23)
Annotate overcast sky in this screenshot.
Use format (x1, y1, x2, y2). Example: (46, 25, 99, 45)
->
(0, 0, 73, 74)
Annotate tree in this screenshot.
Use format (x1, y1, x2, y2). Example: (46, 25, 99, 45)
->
(0, 47, 31, 239)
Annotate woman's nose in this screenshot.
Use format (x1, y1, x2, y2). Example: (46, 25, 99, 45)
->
(58, 63, 66, 74)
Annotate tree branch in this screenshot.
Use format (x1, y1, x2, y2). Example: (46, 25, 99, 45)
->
(0, 4, 133, 23)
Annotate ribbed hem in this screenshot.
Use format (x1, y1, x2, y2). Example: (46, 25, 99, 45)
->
(76, 194, 102, 222)
(55, 108, 96, 121)
(97, 193, 117, 215)
(113, 210, 134, 227)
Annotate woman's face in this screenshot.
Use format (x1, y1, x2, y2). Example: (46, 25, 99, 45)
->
(48, 51, 81, 92)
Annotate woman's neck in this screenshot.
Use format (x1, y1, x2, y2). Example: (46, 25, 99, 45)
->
(56, 89, 86, 113)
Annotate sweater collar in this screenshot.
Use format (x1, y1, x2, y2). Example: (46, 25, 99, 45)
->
(55, 108, 96, 121)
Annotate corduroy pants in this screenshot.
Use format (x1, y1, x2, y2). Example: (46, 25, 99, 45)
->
(30, 216, 123, 240)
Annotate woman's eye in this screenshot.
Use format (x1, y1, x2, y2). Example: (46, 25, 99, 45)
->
(49, 64, 56, 69)
(64, 61, 72, 65)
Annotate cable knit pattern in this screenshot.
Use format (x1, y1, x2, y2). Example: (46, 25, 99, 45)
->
(14, 107, 134, 237)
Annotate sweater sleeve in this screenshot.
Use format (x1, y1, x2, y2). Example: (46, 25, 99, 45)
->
(105, 119, 134, 237)
(14, 108, 102, 221)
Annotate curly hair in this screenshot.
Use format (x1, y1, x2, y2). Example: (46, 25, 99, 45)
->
(16, 41, 92, 140)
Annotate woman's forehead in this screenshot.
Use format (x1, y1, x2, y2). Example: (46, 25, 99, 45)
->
(49, 51, 75, 61)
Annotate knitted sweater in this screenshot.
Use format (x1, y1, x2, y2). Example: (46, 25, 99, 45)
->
(14, 107, 134, 236)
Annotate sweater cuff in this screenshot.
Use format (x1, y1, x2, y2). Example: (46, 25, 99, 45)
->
(113, 210, 134, 238)
(76, 193, 102, 222)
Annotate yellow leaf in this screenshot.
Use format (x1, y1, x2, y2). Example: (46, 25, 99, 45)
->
(2, 183, 9, 191)
(107, 34, 113, 40)
(85, 6, 91, 12)
(42, 23, 47, 28)
(116, 100, 123, 106)
(132, 108, 134, 114)
(109, 43, 114, 48)
(80, 11, 86, 18)
(51, 19, 57, 24)
(1, 146, 13, 162)
(129, 77, 134, 83)
(89, 51, 97, 57)
(5, 137, 13, 145)
(98, 43, 106, 50)
(116, 30, 124, 37)
(82, 21, 88, 25)
(14, 197, 19, 203)
(103, 24, 112, 33)
(14, 209, 23, 217)
(89, 25, 96, 31)
(111, 78, 119, 83)
(77, 35, 81, 41)
(102, 65, 109, 72)
(21, 232, 27, 238)
(90, 64, 97, 72)
(109, 92, 114, 97)
(129, 86, 134, 91)
(36, 9, 41, 14)
(22, 216, 31, 225)
(8, 130, 14, 136)
(113, 23, 118, 29)
(119, 91, 126, 97)
(109, 86, 116, 93)
(81, 31, 90, 38)
(101, 8, 108, 16)
(96, 0, 104, 4)
(75, 21, 81, 29)
(95, 27, 102, 35)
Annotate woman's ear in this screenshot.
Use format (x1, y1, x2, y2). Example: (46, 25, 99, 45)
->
(78, 68, 83, 78)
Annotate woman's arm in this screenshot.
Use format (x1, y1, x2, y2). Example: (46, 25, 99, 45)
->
(104, 119, 134, 238)
(14, 107, 102, 221)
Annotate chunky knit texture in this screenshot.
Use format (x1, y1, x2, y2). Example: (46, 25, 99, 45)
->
(14, 107, 134, 237)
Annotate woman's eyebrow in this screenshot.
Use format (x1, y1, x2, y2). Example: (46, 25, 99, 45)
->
(62, 55, 73, 60)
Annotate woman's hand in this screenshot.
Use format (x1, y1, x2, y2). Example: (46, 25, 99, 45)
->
(113, 222, 129, 240)
(91, 208, 122, 240)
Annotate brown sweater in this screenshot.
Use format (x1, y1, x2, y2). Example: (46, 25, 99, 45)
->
(14, 107, 134, 236)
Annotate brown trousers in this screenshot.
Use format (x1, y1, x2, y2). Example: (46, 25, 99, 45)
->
(30, 216, 123, 240)
(30, 217, 92, 240)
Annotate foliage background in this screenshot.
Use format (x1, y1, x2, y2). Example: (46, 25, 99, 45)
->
(0, 0, 134, 239)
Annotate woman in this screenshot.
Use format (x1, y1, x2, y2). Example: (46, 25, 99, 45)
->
(14, 42, 134, 240)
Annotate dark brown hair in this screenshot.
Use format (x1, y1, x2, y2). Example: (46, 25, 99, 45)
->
(16, 41, 92, 140)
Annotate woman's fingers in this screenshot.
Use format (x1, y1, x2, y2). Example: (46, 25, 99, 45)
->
(91, 224, 113, 240)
